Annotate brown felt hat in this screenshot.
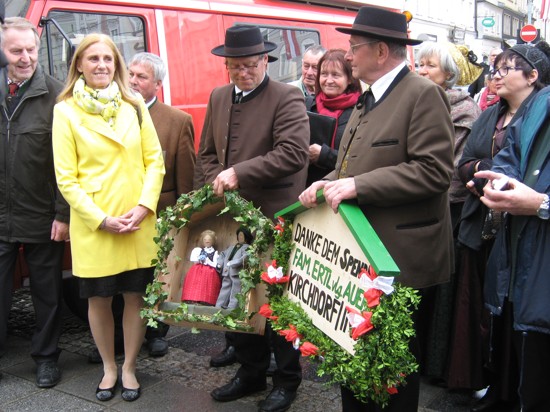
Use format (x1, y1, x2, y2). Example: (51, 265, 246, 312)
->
(336, 6, 422, 46)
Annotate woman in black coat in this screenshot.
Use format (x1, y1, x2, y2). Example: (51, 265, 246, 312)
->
(448, 44, 549, 410)
(305, 49, 361, 186)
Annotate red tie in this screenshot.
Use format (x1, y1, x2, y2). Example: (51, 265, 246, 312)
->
(8, 83, 19, 96)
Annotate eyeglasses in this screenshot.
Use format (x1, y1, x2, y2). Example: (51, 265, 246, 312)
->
(490, 66, 522, 77)
(349, 40, 379, 55)
(225, 58, 262, 73)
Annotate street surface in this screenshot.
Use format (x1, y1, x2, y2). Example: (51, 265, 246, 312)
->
(0, 288, 473, 411)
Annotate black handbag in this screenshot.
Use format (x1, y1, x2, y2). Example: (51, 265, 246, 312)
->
(307, 111, 336, 146)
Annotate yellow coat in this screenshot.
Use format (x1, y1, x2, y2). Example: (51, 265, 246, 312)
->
(53, 97, 165, 278)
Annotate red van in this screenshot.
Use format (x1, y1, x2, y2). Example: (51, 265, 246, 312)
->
(11, 0, 409, 145)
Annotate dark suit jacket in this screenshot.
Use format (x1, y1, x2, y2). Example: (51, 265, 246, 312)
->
(149, 100, 195, 212)
(197, 76, 309, 219)
(468, 63, 489, 98)
(327, 69, 455, 289)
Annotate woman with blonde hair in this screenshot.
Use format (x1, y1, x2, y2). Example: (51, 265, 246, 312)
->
(53, 33, 165, 402)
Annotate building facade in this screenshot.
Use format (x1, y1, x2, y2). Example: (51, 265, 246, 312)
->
(403, 0, 537, 63)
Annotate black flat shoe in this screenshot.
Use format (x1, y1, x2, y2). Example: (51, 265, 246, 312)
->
(96, 377, 117, 401)
(121, 384, 141, 402)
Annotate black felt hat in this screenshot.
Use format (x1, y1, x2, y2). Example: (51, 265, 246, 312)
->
(212, 26, 278, 62)
(336, 6, 422, 46)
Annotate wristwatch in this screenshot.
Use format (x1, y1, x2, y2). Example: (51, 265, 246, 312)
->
(537, 194, 550, 220)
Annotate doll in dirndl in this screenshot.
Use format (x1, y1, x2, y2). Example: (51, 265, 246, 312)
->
(181, 230, 221, 305)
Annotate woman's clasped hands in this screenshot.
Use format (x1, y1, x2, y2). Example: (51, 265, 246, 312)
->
(100, 205, 151, 233)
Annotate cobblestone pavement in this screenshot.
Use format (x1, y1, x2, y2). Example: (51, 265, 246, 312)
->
(2, 289, 473, 411)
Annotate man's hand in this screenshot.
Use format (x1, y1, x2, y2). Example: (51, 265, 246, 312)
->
(309, 144, 322, 163)
(51, 220, 69, 242)
(299, 180, 329, 208)
(323, 178, 357, 213)
(476, 171, 545, 216)
(213, 167, 239, 197)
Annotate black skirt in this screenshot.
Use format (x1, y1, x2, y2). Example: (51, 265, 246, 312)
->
(78, 267, 154, 299)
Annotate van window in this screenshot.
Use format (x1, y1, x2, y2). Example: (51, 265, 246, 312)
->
(248, 25, 320, 83)
(38, 11, 146, 82)
(6, 0, 31, 18)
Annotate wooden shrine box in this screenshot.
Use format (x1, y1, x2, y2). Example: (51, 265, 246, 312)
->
(156, 199, 268, 334)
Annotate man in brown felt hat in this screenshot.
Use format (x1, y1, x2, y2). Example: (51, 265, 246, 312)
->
(299, 6, 455, 411)
(194, 25, 309, 412)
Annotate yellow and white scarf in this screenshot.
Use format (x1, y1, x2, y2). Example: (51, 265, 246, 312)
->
(73, 76, 122, 125)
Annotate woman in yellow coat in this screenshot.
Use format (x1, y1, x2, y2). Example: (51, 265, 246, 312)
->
(53, 34, 164, 402)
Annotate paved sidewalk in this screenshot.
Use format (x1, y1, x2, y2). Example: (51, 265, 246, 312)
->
(0, 289, 473, 411)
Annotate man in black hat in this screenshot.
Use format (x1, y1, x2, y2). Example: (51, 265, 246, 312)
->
(194, 25, 309, 412)
(299, 6, 455, 411)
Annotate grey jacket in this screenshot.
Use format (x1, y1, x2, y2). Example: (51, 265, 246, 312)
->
(215, 243, 249, 309)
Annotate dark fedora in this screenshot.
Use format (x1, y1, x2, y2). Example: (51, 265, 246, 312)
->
(336, 6, 422, 46)
(212, 25, 278, 62)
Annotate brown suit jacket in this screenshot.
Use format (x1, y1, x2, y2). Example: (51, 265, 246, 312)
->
(197, 76, 309, 219)
(327, 69, 455, 288)
(149, 100, 195, 212)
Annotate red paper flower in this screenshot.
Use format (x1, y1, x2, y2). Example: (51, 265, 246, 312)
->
(363, 288, 383, 308)
(260, 260, 290, 284)
(358, 266, 394, 308)
(299, 341, 319, 357)
(259, 303, 279, 321)
(274, 216, 285, 234)
(278, 324, 302, 343)
(346, 306, 374, 340)
(359, 266, 377, 281)
(259, 303, 273, 318)
(386, 385, 398, 395)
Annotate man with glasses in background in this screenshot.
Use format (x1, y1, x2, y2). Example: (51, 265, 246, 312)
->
(299, 7, 454, 411)
(195, 25, 309, 412)
(289, 44, 326, 96)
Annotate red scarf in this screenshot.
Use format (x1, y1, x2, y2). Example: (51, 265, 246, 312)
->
(479, 87, 500, 112)
(315, 91, 361, 148)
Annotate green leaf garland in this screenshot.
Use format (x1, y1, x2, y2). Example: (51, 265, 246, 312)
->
(141, 184, 274, 331)
(263, 216, 421, 407)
